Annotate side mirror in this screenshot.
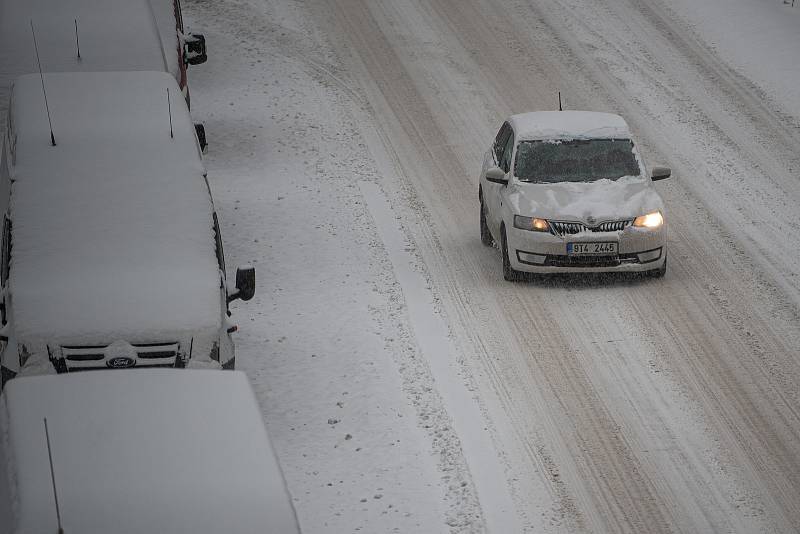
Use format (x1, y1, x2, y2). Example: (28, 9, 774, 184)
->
(228, 265, 255, 303)
(651, 166, 671, 181)
(184, 33, 208, 65)
(194, 123, 208, 153)
(485, 166, 508, 185)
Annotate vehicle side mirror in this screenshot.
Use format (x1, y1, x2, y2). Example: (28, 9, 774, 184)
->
(195, 123, 208, 153)
(651, 166, 671, 181)
(485, 166, 508, 185)
(184, 33, 208, 65)
(228, 265, 255, 303)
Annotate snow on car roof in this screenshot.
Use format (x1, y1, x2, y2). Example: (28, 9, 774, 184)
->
(8, 71, 220, 343)
(1, 370, 301, 534)
(0, 0, 177, 80)
(509, 111, 633, 141)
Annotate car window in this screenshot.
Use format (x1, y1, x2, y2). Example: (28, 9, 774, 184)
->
(493, 123, 511, 163)
(500, 130, 515, 173)
(514, 138, 641, 183)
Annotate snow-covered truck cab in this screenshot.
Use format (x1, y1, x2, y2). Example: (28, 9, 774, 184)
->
(0, 71, 253, 388)
(0, 370, 301, 534)
(0, 0, 207, 107)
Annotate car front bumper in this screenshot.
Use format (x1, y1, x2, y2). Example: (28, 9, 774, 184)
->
(507, 224, 666, 274)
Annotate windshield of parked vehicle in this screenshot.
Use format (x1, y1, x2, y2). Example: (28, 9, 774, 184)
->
(514, 139, 641, 183)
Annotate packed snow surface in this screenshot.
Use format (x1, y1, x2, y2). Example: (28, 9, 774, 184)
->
(509, 111, 632, 141)
(8, 71, 219, 343)
(0, 370, 300, 534)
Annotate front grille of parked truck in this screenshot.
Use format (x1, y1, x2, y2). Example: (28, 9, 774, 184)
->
(53, 342, 183, 372)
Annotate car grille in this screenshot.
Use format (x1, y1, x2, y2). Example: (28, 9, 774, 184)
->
(544, 253, 640, 268)
(57, 342, 181, 372)
(549, 219, 632, 236)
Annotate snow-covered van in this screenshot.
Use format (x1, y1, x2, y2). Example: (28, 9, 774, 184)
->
(0, 71, 253, 386)
(0, 370, 301, 533)
(0, 0, 207, 107)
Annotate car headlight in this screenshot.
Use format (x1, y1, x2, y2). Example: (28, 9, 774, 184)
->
(514, 215, 550, 232)
(633, 211, 663, 229)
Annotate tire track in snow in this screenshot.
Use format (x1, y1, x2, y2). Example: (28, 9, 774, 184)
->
(314, 2, 587, 529)
(521, 0, 800, 528)
(317, 1, 684, 531)
(360, 180, 520, 533)
(321, 0, 800, 531)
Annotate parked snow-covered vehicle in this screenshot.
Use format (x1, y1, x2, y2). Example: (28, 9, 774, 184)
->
(0, 71, 253, 387)
(479, 111, 671, 281)
(0, 0, 207, 107)
(0, 370, 301, 534)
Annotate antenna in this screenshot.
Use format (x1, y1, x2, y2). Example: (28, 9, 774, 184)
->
(44, 418, 65, 534)
(30, 20, 56, 146)
(166, 88, 174, 139)
(558, 91, 562, 111)
(74, 19, 81, 59)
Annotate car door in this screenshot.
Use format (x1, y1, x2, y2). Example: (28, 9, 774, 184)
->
(484, 122, 512, 235)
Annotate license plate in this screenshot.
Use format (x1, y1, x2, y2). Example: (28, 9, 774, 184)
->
(567, 242, 618, 255)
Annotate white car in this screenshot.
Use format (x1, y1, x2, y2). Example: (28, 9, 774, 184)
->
(479, 111, 670, 281)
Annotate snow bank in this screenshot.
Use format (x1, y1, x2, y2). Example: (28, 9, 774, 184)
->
(8, 71, 219, 344)
(510, 110, 632, 141)
(0, 370, 300, 534)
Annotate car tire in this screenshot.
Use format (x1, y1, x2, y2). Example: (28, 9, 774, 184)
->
(501, 227, 524, 282)
(480, 194, 494, 246)
(648, 255, 667, 278)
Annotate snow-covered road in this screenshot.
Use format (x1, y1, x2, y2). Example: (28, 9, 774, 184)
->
(183, 0, 800, 532)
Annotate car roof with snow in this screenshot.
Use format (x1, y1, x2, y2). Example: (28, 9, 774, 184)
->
(7, 71, 220, 343)
(0, 370, 301, 534)
(509, 111, 633, 141)
(0, 0, 180, 81)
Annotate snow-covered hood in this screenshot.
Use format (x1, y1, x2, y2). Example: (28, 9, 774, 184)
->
(10, 265, 223, 349)
(507, 176, 664, 222)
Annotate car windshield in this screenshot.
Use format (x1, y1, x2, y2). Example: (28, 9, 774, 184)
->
(514, 139, 641, 183)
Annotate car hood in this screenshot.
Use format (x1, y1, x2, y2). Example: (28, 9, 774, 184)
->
(507, 176, 664, 222)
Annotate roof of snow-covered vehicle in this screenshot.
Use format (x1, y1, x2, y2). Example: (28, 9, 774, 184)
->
(8, 71, 220, 343)
(509, 110, 633, 141)
(0, 0, 180, 81)
(0, 370, 301, 534)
